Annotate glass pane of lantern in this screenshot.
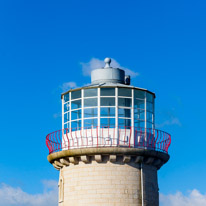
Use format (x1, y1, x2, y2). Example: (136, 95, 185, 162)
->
(100, 97, 115, 106)
(134, 109, 145, 120)
(100, 107, 115, 117)
(84, 88, 97, 97)
(118, 118, 131, 127)
(146, 102, 153, 112)
(134, 120, 145, 129)
(84, 108, 98, 118)
(134, 99, 145, 109)
(71, 100, 81, 110)
(64, 103, 70, 112)
(84, 118, 98, 128)
(64, 93, 70, 102)
(71, 120, 82, 130)
(118, 98, 131, 107)
(146, 92, 154, 102)
(118, 88, 131, 97)
(134, 90, 145, 99)
(147, 112, 153, 122)
(71, 90, 81, 100)
(64, 113, 69, 122)
(84, 98, 98, 107)
(100, 118, 115, 128)
(100, 88, 115, 96)
(71, 109, 82, 120)
(118, 108, 131, 118)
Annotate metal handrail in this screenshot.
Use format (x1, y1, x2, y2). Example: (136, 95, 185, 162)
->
(46, 126, 171, 154)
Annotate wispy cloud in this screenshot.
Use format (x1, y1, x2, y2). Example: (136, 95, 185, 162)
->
(1, 182, 204, 206)
(0, 180, 58, 206)
(80, 58, 139, 78)
(156, 116, 182, 128)
(160, 190, 206, 206)
(60, 82, 77, 92)
(156, 108, 182, 128)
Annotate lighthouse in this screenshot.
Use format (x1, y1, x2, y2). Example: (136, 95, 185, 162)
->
(46, 58, 171, 206)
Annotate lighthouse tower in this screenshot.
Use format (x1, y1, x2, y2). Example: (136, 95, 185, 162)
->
(46, 58, 171, 206)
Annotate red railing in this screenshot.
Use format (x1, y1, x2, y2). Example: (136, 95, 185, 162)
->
(46, 126, 171, 154)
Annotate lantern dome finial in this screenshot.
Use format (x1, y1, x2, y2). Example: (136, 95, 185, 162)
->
(104, 57, 111, 68)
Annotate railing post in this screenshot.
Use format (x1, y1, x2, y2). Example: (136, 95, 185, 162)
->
(65, 128, 70, 149)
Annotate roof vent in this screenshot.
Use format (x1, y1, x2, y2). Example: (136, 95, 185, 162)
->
(125, 75, 131, 85)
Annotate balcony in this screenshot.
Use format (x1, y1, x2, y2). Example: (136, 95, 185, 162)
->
(46, 126, 171, 154)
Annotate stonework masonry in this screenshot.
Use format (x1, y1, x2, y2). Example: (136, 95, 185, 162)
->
(59, 160, 157, 206)
(48, 148, 169, 206)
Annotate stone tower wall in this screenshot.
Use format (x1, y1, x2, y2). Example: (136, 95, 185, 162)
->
(58, 158, 158, 206)
(49, 148, 169, 206)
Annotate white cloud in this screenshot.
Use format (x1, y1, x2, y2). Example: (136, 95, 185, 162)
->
(0, 180, 58, 206)
(80, 58, 139, 78)
(156, 117, 182, 128)
(1, 182, 204, 206)
(60, 82, 77, 92)
(160, 190, 206, 206)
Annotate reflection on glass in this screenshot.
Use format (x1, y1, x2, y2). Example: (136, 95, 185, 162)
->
(71, 109, 82, 120)
(146, 102, 153, 112)
(84, 108, 98, 118)
(71, 90, 81, 100)
(118, 118, 131, 127)
(71, 120, 81, 129)
(134, 90, 145, 99)
(118, 98, 131, 107)
(84, 98, 97, 107)
(71, 100, 81, 110)
(118, 88, 131, 97)
(146, 112, 153, 122)
(64, 123, 69, 134)
(100, 88, 115, 96)
(134, 109, 145, 120)
(134, 120, 145, 129)
(64, 103, 70, 112)
(100, 118, 115, 128)
(100, 98, 115, 106)
(146, 92, 154, 102)
(84, 118, 98, 127)
(84, 88, 97, 97)
(134, 99, 145, 109)
(100, 107, 115, 117)
(64, 113, 69, 123)
(118, 108, 131, 118)
(64, 93, 69, 102)
(147, 122, 153, 129)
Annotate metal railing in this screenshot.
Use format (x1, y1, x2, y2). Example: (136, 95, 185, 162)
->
(46, 126, 171, 154)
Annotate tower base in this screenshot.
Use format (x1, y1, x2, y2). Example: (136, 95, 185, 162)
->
(48, 148, 169, 206)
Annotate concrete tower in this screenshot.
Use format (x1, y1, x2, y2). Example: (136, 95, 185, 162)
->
(46, 58, 171, 206)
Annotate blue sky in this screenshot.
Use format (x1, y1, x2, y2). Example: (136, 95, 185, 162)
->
(0, 0, 206, 205)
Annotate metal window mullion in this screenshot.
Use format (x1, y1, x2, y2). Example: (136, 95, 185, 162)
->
(84, 117, 98, 120)
(62, 98, 64, 130)
(82, 89, 84, 130)
(145, 92, 147, 130)
(69, 92, 71, 131)
(153, 97, 155, 130)
(144, 92, 147, 145)
(98, 88, 100, 129)
(115, 87, 118, 144)
(131, 89, 134, 146)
